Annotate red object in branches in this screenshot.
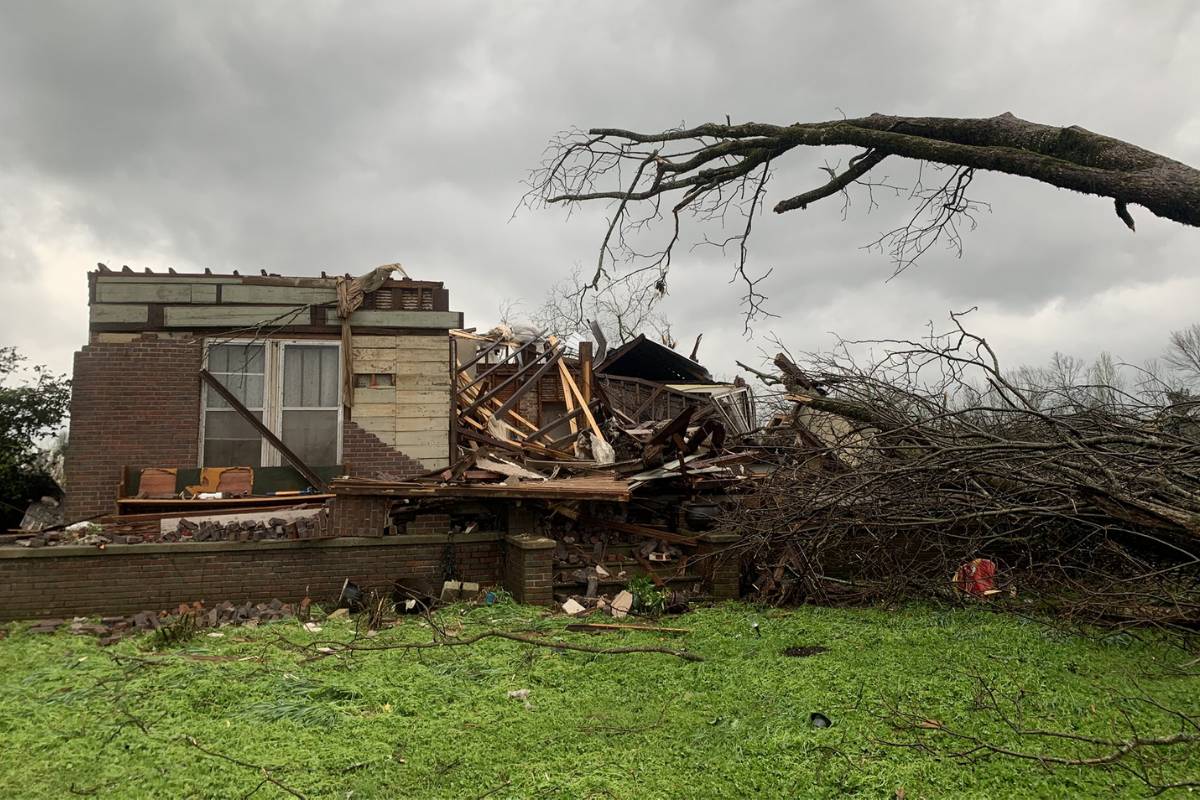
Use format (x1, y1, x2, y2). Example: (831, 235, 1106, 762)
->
(954, 558, 997, 597)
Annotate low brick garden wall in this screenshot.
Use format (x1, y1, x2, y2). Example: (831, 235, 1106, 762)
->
(0, 533, 504, 622)
(0, 523, 743, 622)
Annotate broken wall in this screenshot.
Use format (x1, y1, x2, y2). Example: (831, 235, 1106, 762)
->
(350, 334, 451, 468)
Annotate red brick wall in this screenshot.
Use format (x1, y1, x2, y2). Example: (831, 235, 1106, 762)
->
(330, 495, 391, 538)
(64, 338, 433, 520)
(0, 536, 503, 621)
(342, 420, 427, 479)
(65, 335, 203, 520)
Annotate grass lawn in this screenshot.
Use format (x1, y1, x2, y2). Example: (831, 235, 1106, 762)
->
(1, 601, 1197, 799)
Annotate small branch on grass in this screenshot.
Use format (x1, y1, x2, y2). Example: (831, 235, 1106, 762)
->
(300, 630, 704, 662)
(472, 780, 513, 800)
(539, 694, 678, 744)
(181, 737, 307, 800)
(876, 674, 1200, 795)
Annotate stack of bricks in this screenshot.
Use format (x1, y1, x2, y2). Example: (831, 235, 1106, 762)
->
(330, 495, 391, 537)
(504, 534, 555, 606)
(408, 513, 452, 535)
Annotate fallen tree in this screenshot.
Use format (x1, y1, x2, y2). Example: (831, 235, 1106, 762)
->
(731, 315, 1200, 628)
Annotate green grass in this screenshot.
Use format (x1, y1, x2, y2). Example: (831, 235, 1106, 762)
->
(1, 603, 1197, 799)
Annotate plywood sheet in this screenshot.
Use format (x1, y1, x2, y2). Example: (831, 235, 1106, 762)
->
(96, 282, 192, 303)
(92, 304, 149, 324)
(220, 285, 338, 305)
(348, 310, 460, 329)
(164, 305, 311, 327)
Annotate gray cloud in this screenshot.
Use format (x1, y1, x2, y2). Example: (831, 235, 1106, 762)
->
(1, 0, 1198, 386)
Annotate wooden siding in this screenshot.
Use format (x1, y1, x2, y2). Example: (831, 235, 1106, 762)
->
(351, 334, 450, 469)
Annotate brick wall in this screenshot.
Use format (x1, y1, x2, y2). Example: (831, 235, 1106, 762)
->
(65, 335, 203, 520)
(64, 337, 434, 520)
(330, 495, 391, 538)
(409, 513, 451, 535)
(342, 420, 428, 479)
(0, 534, 503, 621)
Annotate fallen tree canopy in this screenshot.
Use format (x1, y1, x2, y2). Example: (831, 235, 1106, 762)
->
(732, 316, 1200, 628)
(529, 113, 1200, 311)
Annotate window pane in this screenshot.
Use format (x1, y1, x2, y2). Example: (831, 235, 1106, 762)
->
(284, 345, 338, 408)
(207, 344, 265, 409)
(209, 343, 264, 375)
(281, 409, 338, 466)
(206, 374, 264, 409)
(204, 410, 263, 467)
(205, 409, 262, 439)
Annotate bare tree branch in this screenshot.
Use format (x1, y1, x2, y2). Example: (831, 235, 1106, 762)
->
(526, 112, 1200, 318)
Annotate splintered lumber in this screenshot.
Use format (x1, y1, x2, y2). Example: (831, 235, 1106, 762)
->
(489, 344, 566, 423)
(456, 360, 546, 438)
(647, 406, 694, 446)
(577, 515, 698, 547)
(457, 338, 539, 389)
(462, 347, 558, 416)
(556, 350, 605, 443)
(579, 341, 593, 405)
(524, 400, 600, 444)
(565, 623, 693, 634)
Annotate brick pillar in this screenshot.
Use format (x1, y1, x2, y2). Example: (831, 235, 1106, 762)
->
(504, 534, 555, 606)
(330, 495, 391, 537)
(694, 531, 741, 600)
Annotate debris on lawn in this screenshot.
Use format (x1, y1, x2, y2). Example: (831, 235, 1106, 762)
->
(19, 597, 325, 644)
(783, 645, 829, 658)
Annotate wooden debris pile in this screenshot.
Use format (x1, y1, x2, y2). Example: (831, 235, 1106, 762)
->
(442, 329, 766, 493)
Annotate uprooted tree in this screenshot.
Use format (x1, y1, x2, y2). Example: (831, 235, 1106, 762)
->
(527, 113, 1200, 316)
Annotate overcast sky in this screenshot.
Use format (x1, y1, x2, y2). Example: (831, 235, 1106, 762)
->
(2, 0, 1198, 388)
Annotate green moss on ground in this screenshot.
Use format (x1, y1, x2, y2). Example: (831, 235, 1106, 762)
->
(0, 603, 1196, 799)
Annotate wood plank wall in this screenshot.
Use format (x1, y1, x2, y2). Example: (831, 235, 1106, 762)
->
(351, 335, 450, 468)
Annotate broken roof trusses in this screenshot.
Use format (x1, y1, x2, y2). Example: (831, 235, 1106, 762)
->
(454, 332, 609, 465)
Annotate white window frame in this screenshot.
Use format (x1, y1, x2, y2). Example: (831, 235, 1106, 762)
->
(200, 338, 343, 468)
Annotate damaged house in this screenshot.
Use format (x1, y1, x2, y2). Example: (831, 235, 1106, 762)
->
(64, 265, 460, 520)
(0, 265, 759, 623)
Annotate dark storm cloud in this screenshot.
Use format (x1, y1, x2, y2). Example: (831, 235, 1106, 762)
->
(0, 0, 1198, 381)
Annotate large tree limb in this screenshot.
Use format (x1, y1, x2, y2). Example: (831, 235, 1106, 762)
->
(559, 113, 1200, 227)
(531, 113, 1200, 295)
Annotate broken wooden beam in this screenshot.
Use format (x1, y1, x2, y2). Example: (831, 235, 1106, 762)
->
(577, 515, 698, 547)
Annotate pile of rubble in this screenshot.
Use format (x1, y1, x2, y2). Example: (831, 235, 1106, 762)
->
(4, 506, 331, 549)
(177, 511, 329, 542)
(21, 598, 308, 646)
